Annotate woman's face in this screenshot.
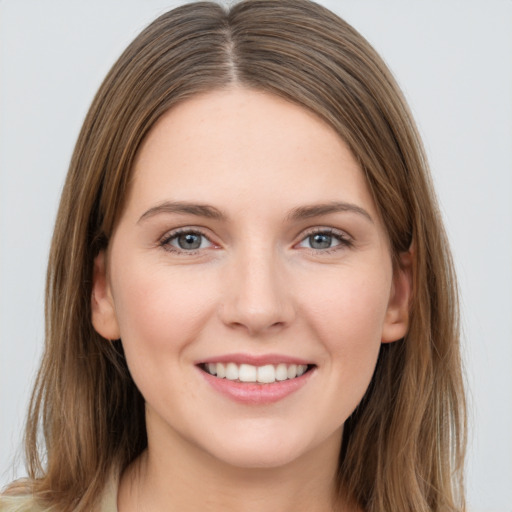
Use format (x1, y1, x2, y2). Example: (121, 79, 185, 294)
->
(92, 88, 410, 470)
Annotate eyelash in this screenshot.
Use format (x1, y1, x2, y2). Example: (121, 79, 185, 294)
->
(159, 228, 214, 255)
(158, 227, 353, 255)
(298, 228, 353, 254)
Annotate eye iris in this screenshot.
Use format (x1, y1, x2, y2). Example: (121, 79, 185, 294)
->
(177, 233, 202, 250)
(310, 233, 332, 249)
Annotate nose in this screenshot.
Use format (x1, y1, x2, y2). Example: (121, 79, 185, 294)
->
(219, 249, 295, 336)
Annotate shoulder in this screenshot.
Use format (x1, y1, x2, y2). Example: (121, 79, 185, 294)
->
(0, 494, 48, 512)
(0, 470, 119, 512)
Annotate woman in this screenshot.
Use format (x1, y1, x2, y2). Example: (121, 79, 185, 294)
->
(0, 1, 466, 510)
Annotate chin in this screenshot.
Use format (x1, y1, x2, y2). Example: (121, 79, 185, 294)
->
(198, 423, 335, 471)
(211, 443, 307, 470)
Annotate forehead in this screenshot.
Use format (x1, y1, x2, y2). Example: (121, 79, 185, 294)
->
(126, 87, 379, 222)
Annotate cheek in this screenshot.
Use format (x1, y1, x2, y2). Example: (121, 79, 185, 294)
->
(110, 263, 218, 368)
(298, 266, 391, 391)
(301, 266, 391, 343)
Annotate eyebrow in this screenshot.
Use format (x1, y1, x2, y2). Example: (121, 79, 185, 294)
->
(138, 201, 226, 223)
(286, 202, 374, 223)
(138, 200, 373, 224)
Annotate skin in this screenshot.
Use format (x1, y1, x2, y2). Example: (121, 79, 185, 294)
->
(92, 88, 411, 512)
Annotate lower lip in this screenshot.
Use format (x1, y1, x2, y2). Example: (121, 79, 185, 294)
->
(198, 367, 314, 404)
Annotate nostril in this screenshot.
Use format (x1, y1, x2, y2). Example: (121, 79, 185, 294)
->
(217, 273, 296, 334)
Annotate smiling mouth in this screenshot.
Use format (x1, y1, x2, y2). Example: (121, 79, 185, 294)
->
(199, 362, 314, 384)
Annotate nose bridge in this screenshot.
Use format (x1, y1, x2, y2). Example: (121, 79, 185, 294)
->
(221, 243, 294, 335)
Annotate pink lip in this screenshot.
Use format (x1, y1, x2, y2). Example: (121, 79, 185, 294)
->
(196, 362, 315, 405)
(196, 353, 312, 366)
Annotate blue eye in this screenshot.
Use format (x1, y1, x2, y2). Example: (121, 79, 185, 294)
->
(161, 230, 213, 252)
(308, 233, 337, 249)
(175, 233, 203, 250)
(297, 230, 351, 251)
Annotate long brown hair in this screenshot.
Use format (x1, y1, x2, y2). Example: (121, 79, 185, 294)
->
(4, 1, 465, 510)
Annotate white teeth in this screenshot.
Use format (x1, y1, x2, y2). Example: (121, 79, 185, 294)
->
(239, 363, 257, 382)
(257, 365, 275, 383)
(204, 362, 309, 383)
(225, 362, 239, 380)
(216, 362, 226, 378)
(287, 364, 297, 379)
(275, 363, 288, 381)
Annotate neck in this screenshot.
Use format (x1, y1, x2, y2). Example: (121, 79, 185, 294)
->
(118, 425, 351, 512)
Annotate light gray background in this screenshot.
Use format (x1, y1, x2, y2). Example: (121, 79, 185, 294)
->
(1, 1, 511, 511)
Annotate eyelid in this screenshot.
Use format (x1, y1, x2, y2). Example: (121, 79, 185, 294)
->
(295, 226, 354, 251)
(159, 227, 218, 254)
(157, 225, 353, 255)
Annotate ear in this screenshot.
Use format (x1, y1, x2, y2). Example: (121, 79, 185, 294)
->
(91, 250, 120, 340)
(381, 250, 413, 343)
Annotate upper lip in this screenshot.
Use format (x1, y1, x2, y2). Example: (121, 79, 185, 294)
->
(196, 353, 313, 366)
